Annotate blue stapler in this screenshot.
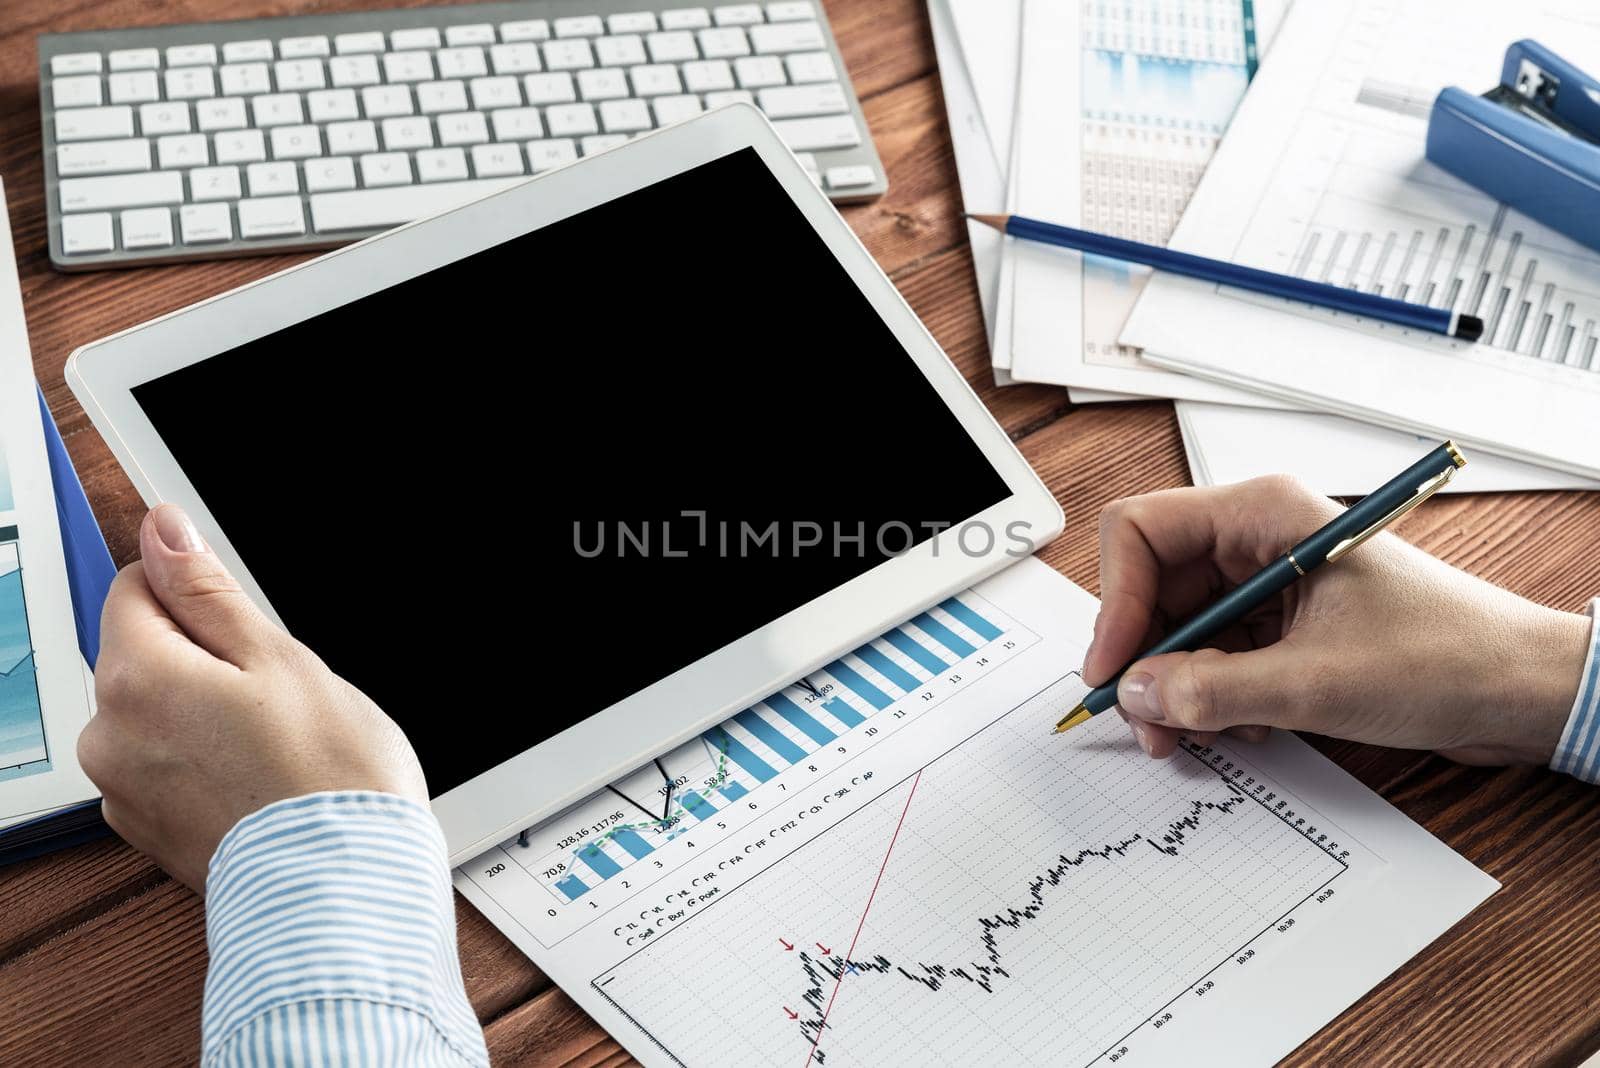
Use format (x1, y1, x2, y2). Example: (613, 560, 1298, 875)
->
(1427, 40, 1600, 252)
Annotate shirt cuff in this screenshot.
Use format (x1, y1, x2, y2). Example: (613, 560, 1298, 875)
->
(201, 791, 487, 1065)
(1550, 599, 1600, 782)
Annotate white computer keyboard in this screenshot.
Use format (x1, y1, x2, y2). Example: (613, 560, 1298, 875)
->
(37, 1, 887, 270)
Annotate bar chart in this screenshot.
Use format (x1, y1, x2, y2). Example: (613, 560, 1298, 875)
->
(474, 591, 1034, 932)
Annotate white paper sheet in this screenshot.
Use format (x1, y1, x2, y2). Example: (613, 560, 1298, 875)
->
(0, 177, 96, 822)
(1124, 0, 1600, 478)
(459, 558, 1496, 1067)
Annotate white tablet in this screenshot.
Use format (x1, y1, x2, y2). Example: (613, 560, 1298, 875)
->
(67, 105, 1062, 863)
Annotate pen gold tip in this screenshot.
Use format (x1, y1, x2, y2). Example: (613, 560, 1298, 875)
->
(963, 212, 1009, 231)
(1052, 704, 1094, 734)
(1445, 440, 1467, 468)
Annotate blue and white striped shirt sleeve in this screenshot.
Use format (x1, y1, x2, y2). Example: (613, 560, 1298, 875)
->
(1551, 599, 1600, 782)
(202, 791, 490, 1067)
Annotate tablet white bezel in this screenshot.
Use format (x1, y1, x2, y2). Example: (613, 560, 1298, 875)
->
(67, 105, 1063, 864)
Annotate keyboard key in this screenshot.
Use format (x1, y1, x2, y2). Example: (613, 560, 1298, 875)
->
(767, 2, 814, 19)
(490, 107, 542, 140)
(269, 124, 321, 159)
(56, 105, 134, 142)
(196, 97, 248, 130)
(309, 177, 524, 230)
(166, 44, 219, 67)
(51, 52, 103, 76)
(280, 36, 330, 59)
(468, 76, 520, 110)
(329, 54, 381, 87)
(417, 80, 469, 113)
(714, 5, 764, 25)
(61, 212, 114, 254)
(630, 64, 682, 96)
(57, 138, 151, 177)
(361, 85, 414, 118)
(251, 93, 304, 127)
(526, 139, 578, 171)
(794, 150, 819, 179)
(246, 160, 299, 195)
(757, 82, 846, 118)
(215, 128, 267, 163)
(391, 28, 442, 51)
(304, 155, 357, 192)
(825, 164, 875, 189)
(109, 49, 160, 71)
(53, 75, 103, 109)
(654, 93, 704, 124)
(437, 111, 489, 145)
(683, 59, 735, 92)
(222, 40, 274, 63)
(490, 43, 542, 75)
(188, 165, 242, 200)
(274, 58, 326, 91)
(179, 202, 232, 243)
(609, 12, 659, 33)
(416, 146, 469, 181)
(599, 98, 651, 132)
(164, 67, 216, 99)
(645, 31, 698, 63)
(334, 32, 387, 54)
(523, 72, 576, 105)
(445, 24, 496, 46)
(771, 113, 859, 151)
(543, 40, 594, 70)
(59, 170, 183, 212)
(157, 133, 208, 168)
(306, 88, 359, 123)
(237, 195, 305, 237)
(752, 21, 825, 53)
(220, 63, 272, 96)
(705, 89, 755, 108)
(545, 102, 598, 136)
(108, 71, 160, 104)
(325, 120, 379, 154)
(734, 55, 784, 87)
(661, 8, 712, 29)
(595, 35, 648, 67)
(785, 50, 836, 83)
(470, 142, 524, 177)
(358, 152, 413, 187)
(698, 27, 751, 58)
(436, 46, 488, 79)
(578, 68, 630, 101)
(139, 102, 192, 135)
(120, 206, 173, 248)
(384, 50, 435, 82)
(500, 19, 550, 42)
(554, 16, 605, 37)
(381, 116, 434, 149)
(580, 134, 629, 155)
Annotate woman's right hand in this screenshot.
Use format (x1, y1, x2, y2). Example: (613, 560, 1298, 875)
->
(1081, 476, 1592, 765)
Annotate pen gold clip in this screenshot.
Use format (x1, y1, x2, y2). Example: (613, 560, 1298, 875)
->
(1324, 463, 1459, 563)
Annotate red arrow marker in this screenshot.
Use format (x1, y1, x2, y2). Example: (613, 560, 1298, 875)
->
(816, 942, 833, 955)
(784, 1007, 799, 1020)
(779, 938, 794, 951)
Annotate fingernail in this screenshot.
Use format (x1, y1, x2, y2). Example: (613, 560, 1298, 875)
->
(1128, 718, 1155, 757)
(153, 505, 205, 554)
(1118, 672, 1164, 721)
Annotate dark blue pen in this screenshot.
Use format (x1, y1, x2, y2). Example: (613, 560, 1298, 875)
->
(967, 213, 1484, 341)
(1054, 441, 1468, 733)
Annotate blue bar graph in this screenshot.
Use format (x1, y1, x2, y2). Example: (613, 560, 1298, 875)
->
(703, 725, 777, 783)
(557, 875, 589, 900)
(914, 612, 976, 658)
(720, 782, 748, 802)
(886, 627, 949, 674)
(766, 694, 837, 747)
(734, 709, 809, 763)
(579, 843, 623, 880)
(941, 597, 1002, 641)
(823, 696, 865, 728)
(612, 827, 655, 861)
(825, 660, 892, 709)
(681, 790, 716, 822)
(852, 643, 921, 692)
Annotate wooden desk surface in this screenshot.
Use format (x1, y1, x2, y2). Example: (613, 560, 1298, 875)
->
(4, 1, 1600, 1063)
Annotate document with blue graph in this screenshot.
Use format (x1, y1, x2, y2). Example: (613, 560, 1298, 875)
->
(456, 558, 1496, 1066)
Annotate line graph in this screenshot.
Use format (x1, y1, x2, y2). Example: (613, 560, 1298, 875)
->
(593, 676, 1364, 1067)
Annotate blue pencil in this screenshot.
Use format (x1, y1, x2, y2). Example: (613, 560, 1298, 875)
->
(966, 213, 1484, 342)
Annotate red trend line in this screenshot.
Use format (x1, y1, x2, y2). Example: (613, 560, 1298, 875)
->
(802, 769, 923, 1068)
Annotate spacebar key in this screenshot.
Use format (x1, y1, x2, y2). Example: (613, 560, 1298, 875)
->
(310, 179, 527, 232)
